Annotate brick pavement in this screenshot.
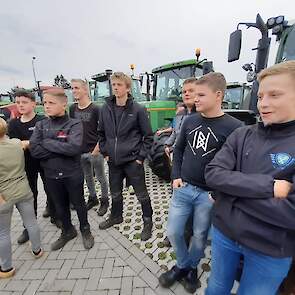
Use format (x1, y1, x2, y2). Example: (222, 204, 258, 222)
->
(0, 187, 193, 295)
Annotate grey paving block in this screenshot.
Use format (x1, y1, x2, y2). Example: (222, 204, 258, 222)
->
(84, 258, 105, 268)
(126, 255, 145, 274)
(111, 266, 123, 277)
(23, 269, 48, 280)
(72, 251, 87, 268)
(132, 288, 144, 295)
(5, 280, 30, 292)
(101, 258, 115, 278)
(141, 256, 161, 274)
(139, 268, 159, 290)
(41, 259, 64, 269)
(133, 277, 148, 288)
(98, 277, 122, 290)
(57, 259, 74, 279)
(122, 266, 136, 277)
(114, 244, 131, 260)
(39, 269, 59, 291)
(47, 279, 76, 291)
(72, 279, 88, 295)
(120, 276, 133, 295)
(68, 268, 92, 279)
(86, 268, 103, 291)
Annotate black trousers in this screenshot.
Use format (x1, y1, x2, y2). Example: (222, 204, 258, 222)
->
(25, 165, 54, 217)
(46, 173, 89, 232)
(108, 161, 153, 218)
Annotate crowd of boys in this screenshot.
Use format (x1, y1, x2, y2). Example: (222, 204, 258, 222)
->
(1, 62, 294, 294)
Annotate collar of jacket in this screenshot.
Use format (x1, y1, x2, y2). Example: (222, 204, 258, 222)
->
(49, 113, 69, 122)
(106, 95, 134, 108)
(257, 119, 295, 137)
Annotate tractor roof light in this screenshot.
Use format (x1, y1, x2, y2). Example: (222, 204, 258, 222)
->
(195, 48, 201, 61)
(130, 64, 135, 70)
(267, 15, 285, 29)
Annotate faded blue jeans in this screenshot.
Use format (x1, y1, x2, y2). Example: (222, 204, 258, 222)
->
(0, 196, 41, 270)
(206, 227, 292, 295)
(167, 183, 213, 269)
(81, 153, 109, 203)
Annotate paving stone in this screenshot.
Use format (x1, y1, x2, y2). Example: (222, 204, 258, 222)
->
(57, 259, 74, 279)
(98, 278, 122, 290)
(23, 269, 48, 280)
(41, 259, 64, 269)
(112, 266, 123, 277)
(72, 251, 87, 268)
(133, 277, 148, 288)
(114, 257, 127, 267)
(68, 268, 92, 279)
(5, 280, 30, 292)
(114, 244, 131, 260)
(72, 279, 88, 295)
(139, 268, 159, 290)
(101, 258, 115, 278)
(86, 267, 102, 290)
(84, 258, 105, 268)
(58, 251, 79, 260)
(126, 255, 145, 274)
(39, 269, 59, 291)
(47, 279, 76, 291)
(123, 266, 136, 277)
(132, 288, 144, 295)
(120, 276, 133, 295)
(141, 256, 161, 274)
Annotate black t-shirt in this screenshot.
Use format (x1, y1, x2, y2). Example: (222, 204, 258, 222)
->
(8, 114, 45, 171)
(69, 103, 100, 153)
(113, 104, 125, 129)
(172, 113, 243, 190)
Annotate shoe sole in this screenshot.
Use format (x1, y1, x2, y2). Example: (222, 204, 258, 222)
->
(32, 249, 44, 259)
(0, 268, 15, 279)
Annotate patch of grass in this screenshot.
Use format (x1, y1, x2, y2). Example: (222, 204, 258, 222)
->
(133, 233, 141, 240)
(145, 242, 153, 249)
(156, 232, 163, 238)
(123, 226, 130, 231)
(158, 252, 167, 260)
(170, 252, 176, 260)
(157, 242, 165, 248)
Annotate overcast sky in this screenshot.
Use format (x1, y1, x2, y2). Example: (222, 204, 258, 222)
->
(0, 0, 294, 93)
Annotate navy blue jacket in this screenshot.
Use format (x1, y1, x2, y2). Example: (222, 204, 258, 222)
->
(205, 121, 295, 257)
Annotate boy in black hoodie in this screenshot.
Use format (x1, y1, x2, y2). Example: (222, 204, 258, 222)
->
(159, 73, 243, 293)
(97, 72, 154, 241)
(30, 88, 94, 251)
(205, 61, 295, 295)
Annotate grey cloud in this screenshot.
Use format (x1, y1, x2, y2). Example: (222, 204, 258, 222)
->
(0, 65, 23, 75)
(101, 33, 136, 49)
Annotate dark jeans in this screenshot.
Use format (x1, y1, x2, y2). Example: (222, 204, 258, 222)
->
(108, 161, 153, 218)
(46, 173, 90, 232)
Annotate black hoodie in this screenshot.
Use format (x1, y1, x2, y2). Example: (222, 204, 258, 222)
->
(205, 121, 295, 257)
(97, 96, 153, 166)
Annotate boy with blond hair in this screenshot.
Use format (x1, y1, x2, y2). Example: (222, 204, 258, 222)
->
(205, 61, 295, 295)
(30, 88, 94, 251)
(159, 72, 243, 293)
(97, 72, 154, 241)
(70, 79, 109, 214)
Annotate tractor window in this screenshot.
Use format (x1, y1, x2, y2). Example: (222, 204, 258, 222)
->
(281, 26, 295, 61)
(223, 87, 243, 109)
(90, 81, 110, 102)
(131, 80, 145, 101)
(155, 66, 202, 101)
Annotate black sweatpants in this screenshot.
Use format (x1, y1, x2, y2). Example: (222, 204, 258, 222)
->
(108, 161, 153, 218)
(45, 173, 90, 232)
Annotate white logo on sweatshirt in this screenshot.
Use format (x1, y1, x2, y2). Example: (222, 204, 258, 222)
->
(188, 125, 218, 157)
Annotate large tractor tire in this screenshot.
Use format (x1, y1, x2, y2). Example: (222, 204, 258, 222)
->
(148, 133, 172, 182)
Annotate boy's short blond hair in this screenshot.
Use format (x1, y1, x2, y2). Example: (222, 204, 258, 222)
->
(71, 79, 88, 88)
(43, 88, 67, 102)
(183, 77, 198, 85)
(196, 72, 227, 95)
(110, 72, 132, 89)
(0, 118, 7, 138)
(258, 60, 295, 83)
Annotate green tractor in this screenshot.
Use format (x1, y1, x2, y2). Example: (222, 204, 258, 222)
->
(141, 50, 213, 131)
(228, 14, 295, 119)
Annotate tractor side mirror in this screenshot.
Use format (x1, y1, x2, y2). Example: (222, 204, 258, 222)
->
(202, 61, 214, 75)
(228, 30, 242, 62)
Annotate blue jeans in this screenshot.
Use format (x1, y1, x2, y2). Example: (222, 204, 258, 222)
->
(167, 183, 213, 269)
(206, 227, 292, 295)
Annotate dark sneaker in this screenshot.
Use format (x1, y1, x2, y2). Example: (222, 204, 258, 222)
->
(81, 230, 94, 249)
(183, 268, 198, 293)
(42, 206, 50, 218)
(0, 267, 15, 279)
(159, 265, 190, 288)
(99, 216, 123, 230)
(17, 229, 29, 245)
(97, 202, 109, 216)
(163, 236, 171, 248)
(141, 217, 153, 241)
(51, 227, 77, 251)
(86, 198, 99, 210)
